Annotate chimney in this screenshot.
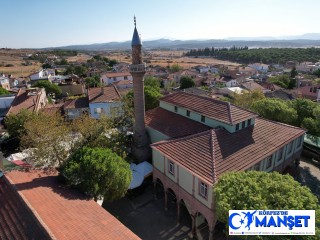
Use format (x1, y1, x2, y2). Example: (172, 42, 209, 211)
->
(100, 78, 104, 95)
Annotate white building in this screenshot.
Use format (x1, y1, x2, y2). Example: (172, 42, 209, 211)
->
(101, 72, 132, 85)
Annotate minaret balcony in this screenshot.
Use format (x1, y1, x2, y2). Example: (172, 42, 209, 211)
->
(130, 63, 146, 73)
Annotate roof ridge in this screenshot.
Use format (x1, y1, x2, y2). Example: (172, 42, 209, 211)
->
(6, 89, 22, 115)
(151, 129, 213, 147)
(209, 130, 217, 183)
(257, 117, 306, 132)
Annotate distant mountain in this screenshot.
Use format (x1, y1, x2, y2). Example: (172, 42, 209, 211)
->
(47, 33, 320, 51)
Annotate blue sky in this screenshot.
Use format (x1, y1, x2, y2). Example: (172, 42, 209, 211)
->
(1, 0, 320, 48)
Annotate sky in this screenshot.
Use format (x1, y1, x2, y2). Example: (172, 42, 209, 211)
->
(1, 0, 320, 48)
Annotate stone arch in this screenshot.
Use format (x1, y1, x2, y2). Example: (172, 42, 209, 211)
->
(195, 211, 210, 239)
(178, 199, 192, 226)
(166, 188, 177, 210)
(153, 178, 164, 199)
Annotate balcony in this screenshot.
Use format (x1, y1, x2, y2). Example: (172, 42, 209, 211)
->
(130, 63, 146, 73)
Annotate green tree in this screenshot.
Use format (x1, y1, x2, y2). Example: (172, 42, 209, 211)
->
(313, 69, 320, 77)
(32, 80, 62, 97)
(170, 63, 183, 73)
(21, 112, 74, 167)
(290, 67, 298, 79)
(268, 75, 290, 89)
(251, 98, 297, 125)
(61, 147, 131, 201)
(214, 171, 320, 240)
(289, 98, 317, 126)
(232, 89, 265, 109)
(42, 63, 52, 69)
(180, 76, 195, 89)
(144, 76, 161, 90)
(144, 85, 162, 110)
(85, 75, 101, 87)
(0, 87, 9, 95)
(74, 65, 87, 77)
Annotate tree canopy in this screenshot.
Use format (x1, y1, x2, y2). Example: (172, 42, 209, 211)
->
(85, 75, 101, 87)
(231, 89, 265, 109)
(185, 47, 320, 64)
(0, 87, 10, 95)
(180, 76, 195, 89)
(214, 171, 320, 239)
(32, 80, 62, 97)
(61, 147, 132, 201)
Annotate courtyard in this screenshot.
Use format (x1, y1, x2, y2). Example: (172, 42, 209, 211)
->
(103, 155, 320, 240)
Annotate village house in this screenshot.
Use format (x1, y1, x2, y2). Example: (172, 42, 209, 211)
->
(101, 72, 132, 85)
(248, 63, 269, 73)
(241, 81, 269, 93)
(63, 97, 89, 120)
(0, 170, 139, 240)
(6, 88, 47, 116)
(295, 85, 320, 101)
(0, 76, 11, 90)
(29, 69, 55, 82)
(296, 62, 314, 73)
(88, 85, 122, 119)
(145, 92, 305, 239)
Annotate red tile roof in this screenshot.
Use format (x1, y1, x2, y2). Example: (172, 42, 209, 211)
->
(0, 176, 51, 240)
(152, 117, 305, 184)
(146, 107, 211, 138)
(5, 170, 140, 240)
(6, 89, 44, 115)
(88, 86, 121, 103)
(160, 92, 258, 125)
(64, 97, 89, 109)
(102, 72, 131, 78)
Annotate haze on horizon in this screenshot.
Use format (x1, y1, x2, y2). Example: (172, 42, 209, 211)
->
(1, 0, 320, 48)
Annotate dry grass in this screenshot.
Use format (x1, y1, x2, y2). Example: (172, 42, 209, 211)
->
(66, 53, 92, 63)
(0, 49, 41, 77)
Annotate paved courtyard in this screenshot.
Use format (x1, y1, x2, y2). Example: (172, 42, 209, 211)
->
(103, 182, 193, 240)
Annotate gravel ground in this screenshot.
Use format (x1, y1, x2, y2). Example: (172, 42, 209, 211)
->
(295, 156, 320, 199)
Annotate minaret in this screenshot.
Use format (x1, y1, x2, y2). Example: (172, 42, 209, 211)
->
(130, 17, 151, 162)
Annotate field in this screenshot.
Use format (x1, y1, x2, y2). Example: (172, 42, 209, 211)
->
(107, 50, 240, 69)
(0, 49, 41, 77)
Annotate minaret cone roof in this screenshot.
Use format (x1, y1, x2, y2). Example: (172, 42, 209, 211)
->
(132, 16, 142, 46)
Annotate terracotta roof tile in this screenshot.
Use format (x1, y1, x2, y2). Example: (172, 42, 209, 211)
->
(64, 97, 89, 109)
(7, 89, 42, 115)
(160, 92, 257, 125)
(88, 86, 121, 103)
(102, 72, 131, 78)
(0, 176, 51, 240)
(5, 170, 140, 240)
(152, 117, 305, 184)
(146, 107, 211, 138)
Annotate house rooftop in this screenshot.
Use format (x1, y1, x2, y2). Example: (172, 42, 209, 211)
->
(64, 97, 89, 109)
(160, 92, 257, 125)
(88, 86, 121, 103)
(152, 117, 305, 184)
(0, 176, 51, 239)
(6, 88, 44, 115)
(101, 72, 131, 78)
(146, 107, 211, 138)
(5, 170, 140, 240)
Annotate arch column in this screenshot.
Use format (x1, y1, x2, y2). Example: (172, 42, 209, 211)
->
(164, 190, 168, 211)
(191, 214, 196, 238)
(176, 201, 181, 224)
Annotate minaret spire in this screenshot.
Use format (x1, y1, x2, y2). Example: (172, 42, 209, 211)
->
(129, 17, 151, 163)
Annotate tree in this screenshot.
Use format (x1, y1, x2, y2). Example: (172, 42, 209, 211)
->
(232, 89, 265, 109)
(289, 98, 317, 126)
(290, 67, 298, 79)
(144, 85, 162, 110)
(0, 87, 9, 95)
(85, 75, 101, 87)
(180, 76, 195, 89)
(42, 63, 52, 69)
(32, 80, 62, 97)
(61, 147, 132, 201)
(251, 98, 297, 125)
(268, 75, 291, 89)
(313, 69, 320, 77)
(3, 110, 37, 154)
(144, 76, 161, 90)
(214, 171, 320, 239)
(169, 63, 183, 73)
(21, 112, 74, 167)
(74, 65, 87, 77)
